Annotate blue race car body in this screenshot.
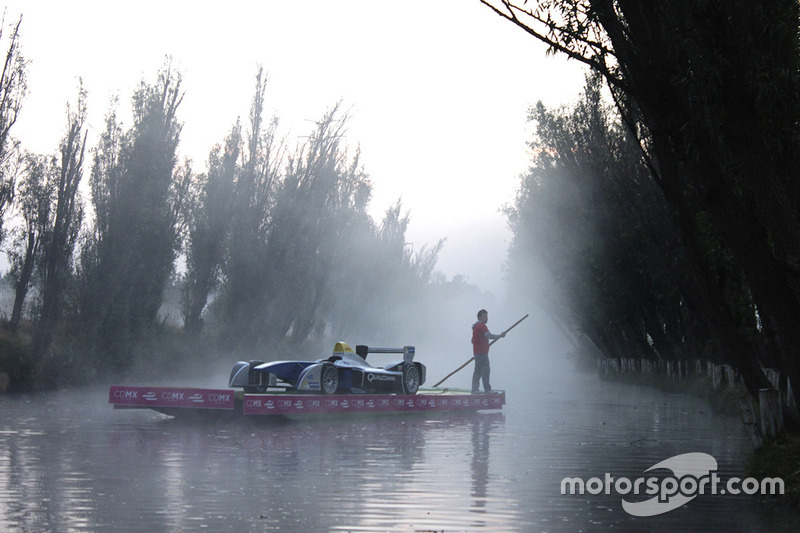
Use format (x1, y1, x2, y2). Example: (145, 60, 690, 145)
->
(229, 342, 426, 395)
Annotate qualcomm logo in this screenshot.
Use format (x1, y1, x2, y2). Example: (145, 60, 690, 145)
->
(561, 452, 784, 517)
(367, 373, 395, 383)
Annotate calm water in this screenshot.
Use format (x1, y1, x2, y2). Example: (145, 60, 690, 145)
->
(0, 372, 797, 532)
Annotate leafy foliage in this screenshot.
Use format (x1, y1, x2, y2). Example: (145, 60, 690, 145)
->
(7, 153, 53, 330)
(0, 15, 26, 244)
(488, 0, 800, 406)
(80, 62, 188, 366)
(32, 83, 88, 362)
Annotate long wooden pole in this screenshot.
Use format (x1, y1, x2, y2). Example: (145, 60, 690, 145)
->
(433, 313, 529, 388)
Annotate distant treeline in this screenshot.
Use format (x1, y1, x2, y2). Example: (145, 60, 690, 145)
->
(0, 18, 495, 390)
(496, 1, 800, 424)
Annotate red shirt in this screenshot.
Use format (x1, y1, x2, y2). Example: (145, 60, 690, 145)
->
(472, 321, 490, 355)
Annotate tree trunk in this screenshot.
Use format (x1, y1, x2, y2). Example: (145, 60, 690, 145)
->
(9, 231, 38, 331)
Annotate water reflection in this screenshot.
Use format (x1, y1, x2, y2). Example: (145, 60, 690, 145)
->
(99, 409, 506, 531)
(0, 379, 799, 531)
(470, 413, 493, 518)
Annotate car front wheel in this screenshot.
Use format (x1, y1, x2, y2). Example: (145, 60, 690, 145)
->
(402, 364, 420, 395)
(321, 364, 339, 395)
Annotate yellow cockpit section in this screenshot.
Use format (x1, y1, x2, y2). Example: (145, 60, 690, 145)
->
(333, 342, 354, 355)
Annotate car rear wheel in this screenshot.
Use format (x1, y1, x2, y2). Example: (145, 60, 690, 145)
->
(402, 364, 420, 395)
(321, 364, 339, 394)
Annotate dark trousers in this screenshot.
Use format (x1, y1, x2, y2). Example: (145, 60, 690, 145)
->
(472, 353, 491, 392)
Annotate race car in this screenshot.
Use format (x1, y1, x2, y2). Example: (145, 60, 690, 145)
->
(228, 342, 426, 395)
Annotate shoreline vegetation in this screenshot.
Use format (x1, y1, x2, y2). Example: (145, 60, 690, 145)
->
(0, 316, 230, 394)
(595, 357, 800, 506)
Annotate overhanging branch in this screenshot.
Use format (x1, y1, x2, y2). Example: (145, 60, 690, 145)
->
(479, 0, 629, 93)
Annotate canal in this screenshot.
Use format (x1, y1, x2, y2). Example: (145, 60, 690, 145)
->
(0, 371, 797, 531)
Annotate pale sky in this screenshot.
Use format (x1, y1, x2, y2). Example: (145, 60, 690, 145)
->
(2, 0, 585, 296)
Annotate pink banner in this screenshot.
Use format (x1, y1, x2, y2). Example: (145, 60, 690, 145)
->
(109, 386, 235, 410)
(242, 392, 505, 416)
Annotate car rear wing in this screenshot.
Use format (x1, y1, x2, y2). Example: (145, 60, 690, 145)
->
(355, 345, 416, 364)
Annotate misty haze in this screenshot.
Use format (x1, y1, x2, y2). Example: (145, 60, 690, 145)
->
(2, 1, 800, 531)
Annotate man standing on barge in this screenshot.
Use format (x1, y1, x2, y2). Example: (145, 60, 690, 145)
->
(471, 309, 504, 393)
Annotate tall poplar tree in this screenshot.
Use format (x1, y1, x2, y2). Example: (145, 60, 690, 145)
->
(32, 85, 88, 362)
(81, 63, 188, 365)
(0, 15, 27, 246)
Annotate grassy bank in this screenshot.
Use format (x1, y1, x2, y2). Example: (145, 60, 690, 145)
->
(746, 432, 800, 506)
(598, 363, 799, 506)
(0, 327, 35, 392)
(0, 319, 236, 392)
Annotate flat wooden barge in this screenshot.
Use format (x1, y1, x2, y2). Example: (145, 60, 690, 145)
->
(109, 385, 505, 418)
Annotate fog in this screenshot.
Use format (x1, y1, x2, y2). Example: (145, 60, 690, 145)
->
(217, 271, 577, 395)
(147, 269, 574, 395)
(78, 213, 576, 394)
(380, 293, 578, 393)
